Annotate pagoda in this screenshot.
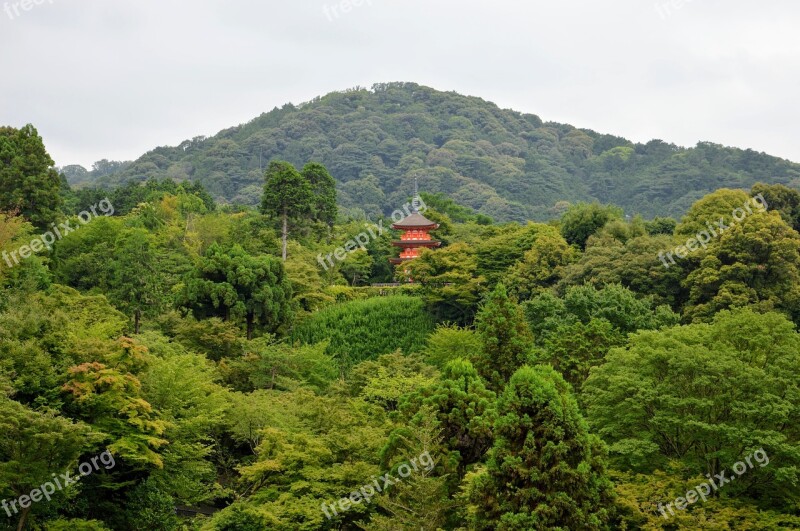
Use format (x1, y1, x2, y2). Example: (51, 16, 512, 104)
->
(389, 182, 441, 266)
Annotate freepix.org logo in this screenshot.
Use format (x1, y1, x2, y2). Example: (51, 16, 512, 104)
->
(2, 450, 116, 518)
(3, 0, 54, 21)
(657, 194, 767, 269)
(1, 198, 114, 270)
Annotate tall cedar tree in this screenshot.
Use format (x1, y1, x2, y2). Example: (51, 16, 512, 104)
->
(471, 365, 614, 530)
(0, 124, 63, 229)
(261, 161, 312, 260)
(180, 243, 292, 339)
(473, 283, 533, 390)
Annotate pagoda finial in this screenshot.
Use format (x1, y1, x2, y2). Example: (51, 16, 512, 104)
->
(412, 177, 420, 212)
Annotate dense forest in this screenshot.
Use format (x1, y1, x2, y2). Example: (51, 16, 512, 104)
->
(59, 82, 800, 222)
(3, 118, 800, 530)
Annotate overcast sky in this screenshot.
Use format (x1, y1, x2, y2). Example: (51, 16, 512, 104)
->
(2, 0, 799, 168)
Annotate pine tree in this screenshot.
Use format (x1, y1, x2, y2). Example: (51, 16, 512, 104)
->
(470, 365, 614, 530)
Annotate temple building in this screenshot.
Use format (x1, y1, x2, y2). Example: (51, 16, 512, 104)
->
(389, 209, 441, 265)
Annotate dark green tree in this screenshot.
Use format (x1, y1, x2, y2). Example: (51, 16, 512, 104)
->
(473, 283, 533, 390)
(301, 162, 337, 227)
(751, 182, 800, 231)
(398, 358, 496, 481)
(0, 124, 63, 229)
(469, 365, 614, 530)
(180, 243, 292, 339)
(109, 228, 162, 333)
(559, 201, 623, 249)
(261, 161, 312, 260)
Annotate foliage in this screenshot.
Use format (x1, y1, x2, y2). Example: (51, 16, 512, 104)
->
(682, 210, 800, 322)
(301, 162, 338, 227)
(261, 160, 313, 260)
(292, 295, 434, 368)
(0, 124, 63, 229)
(398, 359, 496, 480)
(179, 243, 293, 339)
(675, 188, 751, 237)
(69, 84, 800, 222)
(406, 243, 485, 324)
(226, 339, 338, 393)
(584, 308, 800, 506)
(560, 201, 623, 249)
(503, 228, 578, 300)
(469, 365, 614, 530)
(423, 323, 483, 367)
(473, 283, 534, 390)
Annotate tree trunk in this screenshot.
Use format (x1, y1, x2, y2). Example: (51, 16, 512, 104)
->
(17, 506, 30, 531)
(281, 208, 288, 261)
(246, 314, 254, 341)
(134, 308, 141, 334)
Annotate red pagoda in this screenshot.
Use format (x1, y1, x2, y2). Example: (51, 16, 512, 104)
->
(389, 207, 441, 266)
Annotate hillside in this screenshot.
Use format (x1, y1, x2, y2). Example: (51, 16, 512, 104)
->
(64, 82, 800, 221)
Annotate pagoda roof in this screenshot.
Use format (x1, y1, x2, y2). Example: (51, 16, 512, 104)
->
(391, 240, 442, 248)
(391, 211, 439, 229)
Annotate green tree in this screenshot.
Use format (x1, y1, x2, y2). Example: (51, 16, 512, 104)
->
(301, 162, 337, 227)
(751, 182, 800, 230)
(108, 228, 162, 333)
(560, 201, 623, 249)
(61, 357, 169, 469)
(398, 359, 496, 480)
(423, 323, 483, 367)
(338, 248, 373, 286)
(261, 161, 312, 260)
(473, 283, 533, 390)
(683, 210, 800, 322)
(0, 398, 97, 531)
(536, 318, 624, 393)
(0, 124, 63, 229)
(469, 365, 614, 530)
(365, 410, 453, 530)
(584, 308, 800, 505)
(503, 229, 578, 300)
(140, 346, 229, 505)
(675, 188, 751, 237)
(559, 233, 688, 308)
(644, 216, 677, 236)
(405, 243, 485, 324)
(180, 243, 293, 339)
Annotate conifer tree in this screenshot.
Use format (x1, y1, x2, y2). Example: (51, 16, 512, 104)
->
(470, 365, 614, 530)
(473, 283, 533, 390)
(0, 124, 63, 229)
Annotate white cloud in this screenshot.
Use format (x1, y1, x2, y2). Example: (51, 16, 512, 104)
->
(1, 0, 798, 167)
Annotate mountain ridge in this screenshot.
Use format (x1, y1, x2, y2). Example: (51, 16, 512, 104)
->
(61, 82, 800, 222)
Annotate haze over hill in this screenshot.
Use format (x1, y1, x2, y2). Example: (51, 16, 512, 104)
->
(61, 82, 800, 222)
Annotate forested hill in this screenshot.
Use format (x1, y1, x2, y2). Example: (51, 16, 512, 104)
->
(63, 82, 800, 221)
